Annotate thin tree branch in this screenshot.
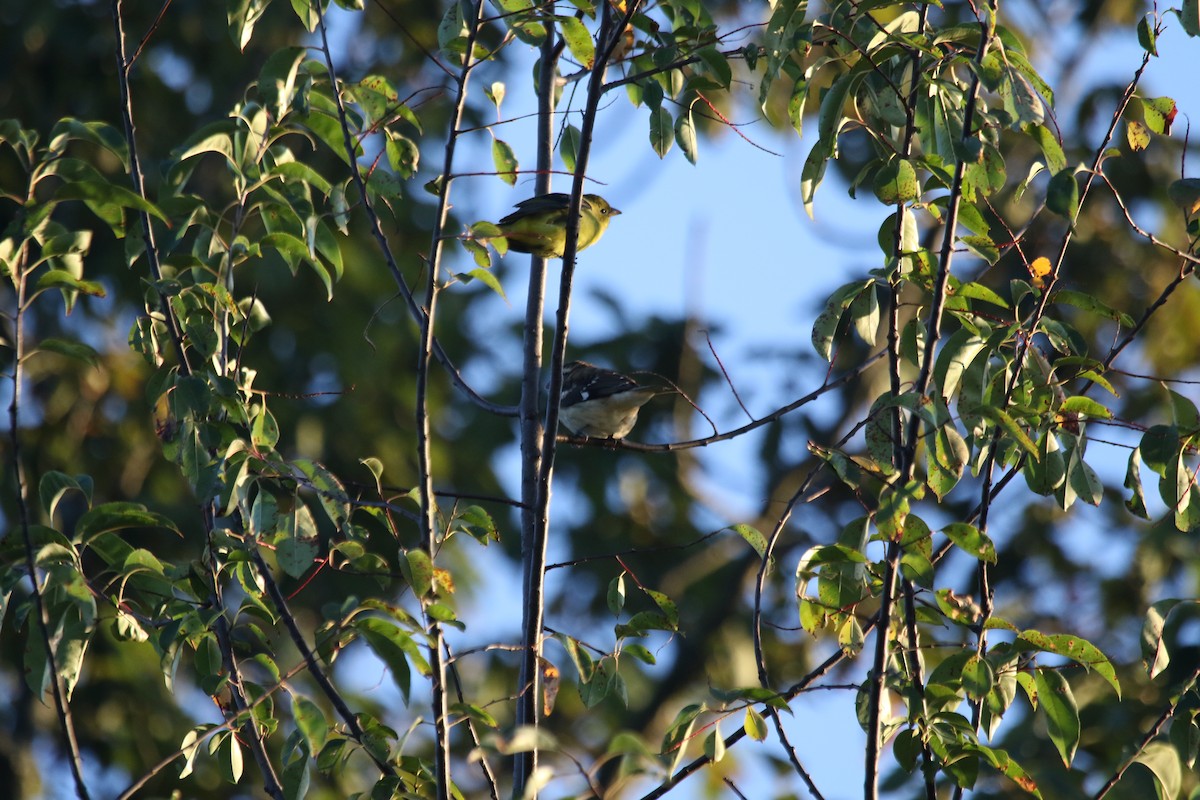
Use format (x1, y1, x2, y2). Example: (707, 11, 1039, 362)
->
(250, 548, 396, 776)
(514, 19, 564, 791)
(7, 242, 92, 800)
(519, 1, 641, 793)
(563, 349, 886, 452)
(112, 0, 192, 378)
(1093, 664, 1200, 800)
(444, 641, 502, 800)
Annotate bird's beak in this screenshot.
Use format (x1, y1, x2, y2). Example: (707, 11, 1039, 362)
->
(609, 207, 622, 216)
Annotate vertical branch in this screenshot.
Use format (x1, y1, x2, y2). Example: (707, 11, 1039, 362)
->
(7, 242, 92, 800)
(203, 511, 286, 799)
(867, 5, 939, 798)
(111, 0, 191, 378)
(518, 3, 640, 794)
(412, 0, 489, 789)
(960, 5, 1150, 761)
(514, 20, 562, 792)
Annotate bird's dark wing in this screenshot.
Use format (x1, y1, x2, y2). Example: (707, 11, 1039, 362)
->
(561, 367, 642, 407)
(498, 193, 573, 225)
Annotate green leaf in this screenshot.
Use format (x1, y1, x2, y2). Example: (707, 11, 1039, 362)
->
(703, 724, 725, 762)
(39, 472, 93, 522)
(960, 235, 1000, 265)
(727, 523, 770, 562)
(623, 643, 655, 665)
(404, 549, 433, 598)
(1059, 396, 1112, 420)
(849, 283, 880, 345)
(961, 654, 994, 701)
(560, 125, 580, 173)
(674, 109, 699, 165)
(354, 618, 416, 703)
(1052, 288, 1135, 326)
(942, 522, 995, 563)
(966, 744, 1043, 798)
(48, 118, 129, 171)
(1140, 599, 1190, 679)
(291, 694, 328, 751)
(1046, 168, 1079, 219)
(759, 0, 811, 112)
(697, 46, 732, 88)
(274, 504, 320, 579)
(644, 589, 679, 629)
(558, 16, 595, 70)
(1134, 741, 1182, 799)
(1177, 0, 1199, 36)
(1125, 447, 1150, 519)
(811, 280, 872, 361)
(607, 574, 626, 615)
(977, 406, 1038, 459)
(33, 338, 100, 367)
(1143, 97, 1177, 135)
(437, 1, 469, 58)
(955, 281, 1010, 309)
(459, 267, 507, 301)
(744, 707, 768, 742)
(927, 424, 969, 500)
(385, 133, 420, 179)
(873, 158, 919, 205)
(75, 502, 181, 542)
(649, 107, 673, 158)
(1015, 630, 1120, 697)
(1028, 124, 1066, 174)
(1035, 668, 1078, 767)
(54, 180, 168, 236)
(258, 47, 309, 118)
(228, 0, 270, 49)
(1138, 14, 1159, 54)
(1170, 714, 1200, 769)
(491, 138, 517, 185)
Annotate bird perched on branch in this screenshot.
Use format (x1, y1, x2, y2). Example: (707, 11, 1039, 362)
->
(557, 360, 657, 439)
(497, 193, 621, 259)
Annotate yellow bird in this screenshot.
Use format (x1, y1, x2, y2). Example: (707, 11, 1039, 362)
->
(497, 193, 621, 259)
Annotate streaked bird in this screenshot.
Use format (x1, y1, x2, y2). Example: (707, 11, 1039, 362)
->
(557, 360, 657, 439)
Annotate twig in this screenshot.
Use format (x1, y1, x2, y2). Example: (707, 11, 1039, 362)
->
(1093, 664, 1200, 799)
(250, 548, 396, 776)
(702, 331, 752, 421)
(444, 641, 502, 800)
(112, 0, 192, 377)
